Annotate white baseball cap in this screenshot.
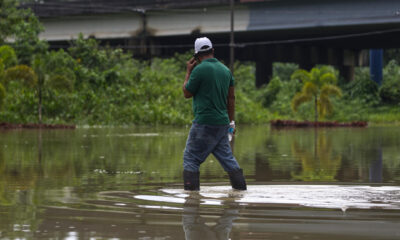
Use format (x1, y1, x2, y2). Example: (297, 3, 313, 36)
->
(194, 37, 213, 54)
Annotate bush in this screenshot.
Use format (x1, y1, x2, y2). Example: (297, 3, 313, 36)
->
(0, 83, 5, 109)
(343, 67, 380, 106)
(0, 45, 17, 68)
(269, 77, 302, 117)
(380, 60, 400, 105)
(257, 76, 281, 107)
(233, 62, 271, 123)
(273, 62, 299, 81)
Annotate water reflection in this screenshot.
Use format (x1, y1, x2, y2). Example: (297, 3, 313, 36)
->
(182, 192, 239, 240)
(369, 147, 383, 183)
(1, 126, 400, 239)
(291, 130, 342, 181)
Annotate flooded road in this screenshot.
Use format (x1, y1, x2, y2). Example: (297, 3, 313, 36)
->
(0, 125, 400, 239)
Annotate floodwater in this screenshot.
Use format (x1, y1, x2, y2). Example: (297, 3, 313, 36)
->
(0, 125, 400, 240)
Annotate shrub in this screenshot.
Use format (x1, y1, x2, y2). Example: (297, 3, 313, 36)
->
(0, 83, 5, 109)
(273, 62, 299, 81)
(0, 45, 17, 68)
(269, 77, 302, 117)
(380, 60, 400, 105)
(342, 67, 380, 106)
(258, 76, 281, 107)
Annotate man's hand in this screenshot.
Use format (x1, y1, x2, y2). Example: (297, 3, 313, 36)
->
(183, 57, 197, 98)
(229, 120, 236, 134)
(186, 57, 197, 73)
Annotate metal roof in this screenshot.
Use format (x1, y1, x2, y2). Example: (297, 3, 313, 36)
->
(247, 0, 400, 32)
(20, 0, 234, 17)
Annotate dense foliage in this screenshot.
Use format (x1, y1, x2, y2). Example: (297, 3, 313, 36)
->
(0, 37, 269, 125)
(1, 0, 400, 125)
(380, 60, 400, 105)
(0, 0, 48, 64)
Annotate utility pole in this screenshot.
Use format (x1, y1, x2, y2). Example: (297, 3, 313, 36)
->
(229, 0, 235, 73)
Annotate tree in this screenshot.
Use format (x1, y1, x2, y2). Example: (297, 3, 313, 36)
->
(32, 50, 76, 123)
(0, 0, 48, 64)
(0, 81, 5, 109)
(0, 45, 37, 112)
(291, 66, 342, 122)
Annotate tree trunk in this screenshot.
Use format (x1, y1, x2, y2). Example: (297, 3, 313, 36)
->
(38, 79, 42, 124)
(314, 96, 318, 122)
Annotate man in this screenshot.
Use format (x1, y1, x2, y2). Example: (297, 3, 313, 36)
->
(182, 37, 247, 191)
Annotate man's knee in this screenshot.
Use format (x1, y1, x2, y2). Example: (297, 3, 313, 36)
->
(183, 159, 200, 172)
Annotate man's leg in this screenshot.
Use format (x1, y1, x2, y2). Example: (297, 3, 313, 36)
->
(212, 127, 247, 190)
(183, 123, 215, 190)
(212, 130, 240, 172)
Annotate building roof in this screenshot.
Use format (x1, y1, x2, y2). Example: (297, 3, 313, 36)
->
(20, 0, 235, 17)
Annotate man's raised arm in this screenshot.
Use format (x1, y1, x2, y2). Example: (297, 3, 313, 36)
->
(182, 58, 196, 98)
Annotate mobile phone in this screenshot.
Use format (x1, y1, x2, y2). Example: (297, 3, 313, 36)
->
(193, 53, 199, 62)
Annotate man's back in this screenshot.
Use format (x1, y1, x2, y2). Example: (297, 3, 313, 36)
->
(185, 58, 234, 125)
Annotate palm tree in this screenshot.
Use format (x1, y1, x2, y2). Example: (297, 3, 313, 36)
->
(291, 66, 342, 122)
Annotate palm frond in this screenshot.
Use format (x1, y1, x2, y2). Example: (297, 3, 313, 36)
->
(310, 68, 321, 86)
(291, 69, 311, 83)
(318, 95, 333, 117)
(319, 66, 335, 75)
(320, 84, 342, 98)
(320, 72, 337, 85)
(303, 81, 318, 96)
(291, 92, 312, 111)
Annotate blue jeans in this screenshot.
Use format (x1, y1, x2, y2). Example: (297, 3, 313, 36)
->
(183, 123, 241, 172)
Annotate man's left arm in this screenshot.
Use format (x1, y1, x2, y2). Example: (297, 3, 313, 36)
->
(227, 86, 235, 122)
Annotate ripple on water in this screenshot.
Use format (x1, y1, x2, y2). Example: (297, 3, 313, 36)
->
(131, 185, 400, 211)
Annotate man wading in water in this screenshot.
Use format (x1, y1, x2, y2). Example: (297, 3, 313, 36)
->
(182, 37, 247, 191)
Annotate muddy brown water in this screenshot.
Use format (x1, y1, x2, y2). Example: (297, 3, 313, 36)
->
(0, 125, 399, 239)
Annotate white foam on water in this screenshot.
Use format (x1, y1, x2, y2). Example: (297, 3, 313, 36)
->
(137, 205, 181, 210)
(202, 200, 223, 205)
(106, 133, 160, 137)
(64, 231, 78, 240)
(158, 185, 400, 210)
(134, 195, 186, 204)
(114, 203, 127, 206)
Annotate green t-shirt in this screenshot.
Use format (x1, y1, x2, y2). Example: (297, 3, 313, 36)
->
(185, 58, 234, 125)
